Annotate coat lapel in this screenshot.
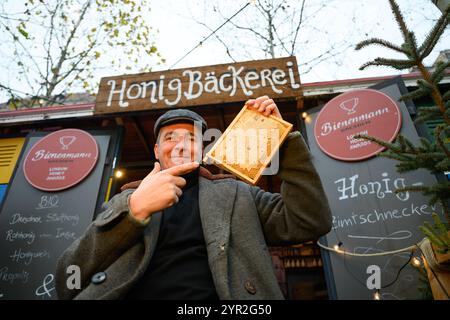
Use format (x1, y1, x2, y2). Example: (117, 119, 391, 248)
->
(143, 212, 162, 262)
(198, 176, 237, 299)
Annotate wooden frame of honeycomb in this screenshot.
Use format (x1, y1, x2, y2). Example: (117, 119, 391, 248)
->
(203, 104, 293, 185)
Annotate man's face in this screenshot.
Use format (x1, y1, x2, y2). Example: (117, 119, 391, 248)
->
(154, 123, 202, 170)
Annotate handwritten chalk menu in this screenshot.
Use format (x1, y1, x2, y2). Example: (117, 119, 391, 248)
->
(0, 132, 110, 299)
(304, 81, 442, 300)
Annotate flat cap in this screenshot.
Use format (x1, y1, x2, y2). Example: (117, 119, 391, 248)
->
(154, 109, 207, 138)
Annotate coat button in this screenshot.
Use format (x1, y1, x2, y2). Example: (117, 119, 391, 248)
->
(91, 272, 107, 284)
(244, 281, 256, 295)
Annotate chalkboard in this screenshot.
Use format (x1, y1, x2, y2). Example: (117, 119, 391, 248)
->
(304, 79, 443, 300)
(0, 131, 114, 299)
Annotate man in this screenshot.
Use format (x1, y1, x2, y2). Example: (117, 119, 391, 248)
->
(55, 95, 332, 300)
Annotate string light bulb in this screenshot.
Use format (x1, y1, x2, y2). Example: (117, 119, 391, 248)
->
(412, 257, 421, 267)
(115, 170, 124, 178)
(333, 241, 343, 252)
(301, 112, 308, 119)
(373, 290, 381, 300)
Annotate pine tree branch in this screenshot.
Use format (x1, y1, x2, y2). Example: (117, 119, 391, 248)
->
(431, 61, 450, 85)
(441, 200, 450, 227)
(415, 60, 450, 125)
(355, 133, 419, 155)
(359, 57, 415, 70)
(388, 0, 410, 42)
(418, 3, 450, 59)
(355, 38, 409, 54)
(435, 124, 450, 158)
(444, 90, 450, 101)
(381, 151, 414, 163)
(414, 111, 442, 124)
(395, 185, 428, 194)
(400, 88, 430, 102)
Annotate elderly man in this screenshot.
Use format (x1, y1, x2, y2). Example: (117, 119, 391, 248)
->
(55, 96, 332, 300)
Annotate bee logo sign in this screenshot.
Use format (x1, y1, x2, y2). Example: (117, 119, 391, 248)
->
(23, 129, 99, 191)
(314, 89, 402, 161)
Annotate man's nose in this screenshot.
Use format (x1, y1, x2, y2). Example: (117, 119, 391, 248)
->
(173, 137, 190, 153)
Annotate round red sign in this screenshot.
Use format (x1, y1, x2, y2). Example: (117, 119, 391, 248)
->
(314, 89, 402, 161)
(23, 129, 99, 191)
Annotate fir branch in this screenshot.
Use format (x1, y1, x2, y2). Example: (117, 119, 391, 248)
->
(415, 152, 444, 160)
(355, 38, 408, 54)
(418, 3, 450, 59)
(397, 182, 450, 207)
(436, 124, 450, 158)
(414, 107, 442, 124)
(398, 134, 407, 151)
(432, 213, 449, 236)
(417, 106, 441, 113)
(354, 134, 402, 152)
(441, 200, 450, 227)
(420, 224, 447, 248)
(431, 61, 450, 84)
(444, 90, 450, 101)
(395, 185, 429, 194)
(405, 31, 420, 59)
(359, 57, 415, 70)
(436, 158, 450, 171)
(395, 160, 436, 173)
(379, 151, 414, 163)
(388, 0, 410, 42)
(417, 79, 434, 92)
(419, 137, 433, 151)
(430, 182, 450, 204)
(400, 88, 430, 102)
(414, 112, 443, 124)
(404, 135, 417, 153)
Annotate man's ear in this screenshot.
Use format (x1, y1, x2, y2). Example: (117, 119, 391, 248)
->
(154, 143, 159, 160)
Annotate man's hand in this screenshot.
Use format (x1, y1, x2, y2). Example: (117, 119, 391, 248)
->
(129, 161, 199, 221)
(246, 95, 283, 120)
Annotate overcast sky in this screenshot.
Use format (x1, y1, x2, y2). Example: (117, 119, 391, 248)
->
(145, 0, 449, 83)
(0, 0, 448, 101)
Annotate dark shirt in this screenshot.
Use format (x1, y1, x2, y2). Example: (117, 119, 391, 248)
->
(126, 168, 219, 300)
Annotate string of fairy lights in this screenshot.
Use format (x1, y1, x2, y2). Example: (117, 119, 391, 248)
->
(317, 226, 431, 300)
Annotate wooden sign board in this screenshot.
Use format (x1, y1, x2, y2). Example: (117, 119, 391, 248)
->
(203, 105, 293, 185)
(95, 56, 301, 114)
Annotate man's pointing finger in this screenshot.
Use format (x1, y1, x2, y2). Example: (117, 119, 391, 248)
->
(163, 161, 199, 176)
